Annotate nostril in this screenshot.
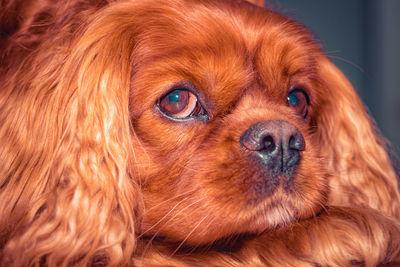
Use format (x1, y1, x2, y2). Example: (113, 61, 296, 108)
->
(288, 133, 305, 151)
(263, 135, 275, 152)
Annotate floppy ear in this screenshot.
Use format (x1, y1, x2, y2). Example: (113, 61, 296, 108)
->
(0, 3, 142, 266)
(316, 56, 400, 218)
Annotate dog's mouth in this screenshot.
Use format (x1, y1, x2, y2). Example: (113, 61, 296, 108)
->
(140, 195, 325, 254)
(140, 177, 326, 247)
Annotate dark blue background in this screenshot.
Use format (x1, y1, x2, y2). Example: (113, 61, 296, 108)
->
(269, 0, 400, 153)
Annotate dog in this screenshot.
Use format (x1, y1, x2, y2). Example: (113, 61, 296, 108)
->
(1, 0, 400, 266)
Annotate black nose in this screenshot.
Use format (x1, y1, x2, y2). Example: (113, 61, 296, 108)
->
(240, 120, 305, 175)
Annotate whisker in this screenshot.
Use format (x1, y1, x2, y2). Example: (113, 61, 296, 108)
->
(327, 55, 365, 73)
(185, 216, 217, 255)
(141, 197, 206, 257)
(141, 189, 197, 215)
(170, 214, 209, 257)
(137, 195, 190, 239)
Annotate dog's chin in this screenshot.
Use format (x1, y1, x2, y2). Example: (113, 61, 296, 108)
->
(141, 183, 325, 246)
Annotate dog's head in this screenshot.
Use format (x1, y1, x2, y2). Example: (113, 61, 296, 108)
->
(1, 0, 399, 265)
(129, 0, 328, 244)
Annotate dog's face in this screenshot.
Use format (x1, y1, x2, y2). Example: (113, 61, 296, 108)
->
(128, 0, 329, 244)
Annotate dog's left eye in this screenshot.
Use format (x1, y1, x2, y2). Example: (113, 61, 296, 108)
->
(287, 89, 309, 118)
(159, 89, 202, 119)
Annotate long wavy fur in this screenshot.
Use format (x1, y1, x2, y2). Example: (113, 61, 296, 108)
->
(1, 0, 400, 266)
(0, 1, 143, 265)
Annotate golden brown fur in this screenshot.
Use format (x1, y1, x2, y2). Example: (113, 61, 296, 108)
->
(0, 0, 399, 266)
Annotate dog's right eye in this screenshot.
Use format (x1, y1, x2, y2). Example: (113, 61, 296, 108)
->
(158, 89, 201, 119)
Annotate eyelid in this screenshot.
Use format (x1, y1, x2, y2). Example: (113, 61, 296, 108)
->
(155, 81, 210, 122)
(287, 85, 310, 119)
(159, 81, 198, 98)
(288, 84, 310, 101)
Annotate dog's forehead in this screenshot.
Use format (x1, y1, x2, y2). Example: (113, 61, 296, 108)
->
(136, 1, 312, 52)
(131, 0, 321, 112)
(134, 0, 318, 60)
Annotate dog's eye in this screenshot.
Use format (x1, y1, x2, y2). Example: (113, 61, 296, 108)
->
(159, 89, 200, 119)
(287, 89, 309, 118)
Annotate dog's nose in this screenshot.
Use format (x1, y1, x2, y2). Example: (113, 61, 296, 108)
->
(240, 120, 305, 174)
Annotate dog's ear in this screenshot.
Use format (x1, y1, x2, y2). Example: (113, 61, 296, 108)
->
(0, 3, 142, 266)
(315, 57, 400, 218)
(245, 0, 265, 7)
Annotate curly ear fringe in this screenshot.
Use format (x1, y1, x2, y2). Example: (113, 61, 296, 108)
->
(0, 3, 143, 266)
(317, 57, 400, 218)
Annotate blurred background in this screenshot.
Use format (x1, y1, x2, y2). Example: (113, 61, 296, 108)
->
(266, 0, 400, 155)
